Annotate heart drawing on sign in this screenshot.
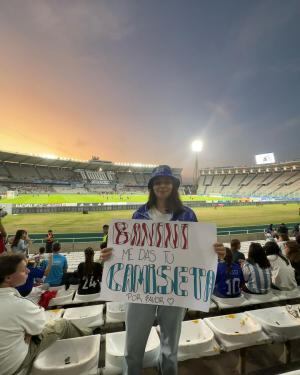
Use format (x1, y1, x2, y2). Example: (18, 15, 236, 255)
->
(167, 297, 174, 306)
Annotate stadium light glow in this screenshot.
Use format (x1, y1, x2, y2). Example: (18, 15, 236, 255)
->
(191, 139, 203, 153)
(41, 153, 58, 160)
(191, 139, 203, 187)
(114, 162, 158, 168)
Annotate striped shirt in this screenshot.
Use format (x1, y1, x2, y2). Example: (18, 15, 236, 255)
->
(242, 261, 272, 294)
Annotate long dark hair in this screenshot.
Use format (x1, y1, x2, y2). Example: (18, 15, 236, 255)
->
(146, 183, 184, 215)
(83, 247, 94, 276)
(11, 230, 27, 248)
(285, 241, 300, 263)
(248, 243, 271, 269)
(279, 233, 289, 241)
(263, 241, 289, 265)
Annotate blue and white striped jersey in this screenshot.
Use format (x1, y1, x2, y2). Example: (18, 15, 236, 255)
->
(242, 262, 272, 294)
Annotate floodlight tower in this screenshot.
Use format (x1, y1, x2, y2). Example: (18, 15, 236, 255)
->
(191, 140, 203, 191)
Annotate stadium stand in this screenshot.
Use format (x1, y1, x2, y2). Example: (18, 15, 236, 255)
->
(197, 161, 300, 199)
(0, 150, 182, 196)
(12, 236, 299, 375)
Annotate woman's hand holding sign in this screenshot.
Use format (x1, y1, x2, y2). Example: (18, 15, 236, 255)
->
(100, 247, 113, 262)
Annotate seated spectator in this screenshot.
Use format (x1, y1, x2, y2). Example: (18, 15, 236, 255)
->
(284, 241, 300, 285)
(277, 223, 289, 235)
(11, 230, 31, 256)
(0, 254, 91, 375)
(76, 247, 103, 295)
(16, 258, 48, 297)
(293, 224, 299, 237)
(242, 243, 272, 294)
(277, 233, 290, 253)
(33, 246, 46, 267)
(43, 242, 68, 286)
(266, 224, 274, 235)
(263, 241, 297, 291)
(265, 233, 276, 243)
(230, 239, 245, 263)
(0, 216, 7, 255)
(214, 247, 244, 298)
(101, 224, 109, 246)
(45, 229, 55, 253)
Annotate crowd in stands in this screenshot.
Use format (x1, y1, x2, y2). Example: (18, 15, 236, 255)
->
(0, 214, 106, 374)
(213, 225, 300, 299)
(1, 207, 300, 373)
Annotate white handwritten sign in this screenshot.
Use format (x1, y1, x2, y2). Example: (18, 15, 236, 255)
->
(101, 220, 217, 312)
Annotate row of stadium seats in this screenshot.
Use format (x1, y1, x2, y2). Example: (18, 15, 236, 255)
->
(58, 240, 267, 272)
(0, 162, 155, 193)
(197, 171, 300, 197)
(26, 281, 300, 375)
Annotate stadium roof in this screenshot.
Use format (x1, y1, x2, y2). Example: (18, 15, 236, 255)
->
(198, 160, 300, 174)
(0, 150, 182, 173)
(0, 150, 96, 169)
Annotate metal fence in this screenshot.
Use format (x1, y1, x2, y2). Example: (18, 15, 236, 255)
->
(23, 222, 299, 245)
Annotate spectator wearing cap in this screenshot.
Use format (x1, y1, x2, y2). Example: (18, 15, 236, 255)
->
(100, 165, 224, 375)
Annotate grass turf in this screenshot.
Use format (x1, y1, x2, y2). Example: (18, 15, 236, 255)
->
(2, 203, 299, 234)
(0, 193, 240, 204)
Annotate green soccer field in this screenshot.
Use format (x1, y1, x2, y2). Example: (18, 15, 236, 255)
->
(2, 203, 299, 234)
(0, 193, 240, 204)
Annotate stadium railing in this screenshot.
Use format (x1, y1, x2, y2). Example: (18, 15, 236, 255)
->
(19, 222, 298, 246)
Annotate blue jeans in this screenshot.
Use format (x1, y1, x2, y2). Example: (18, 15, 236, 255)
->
(123, 303, 186, 375)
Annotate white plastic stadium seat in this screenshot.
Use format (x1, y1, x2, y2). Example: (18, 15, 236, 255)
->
(104, 328, 159, 374)
(63, 305, 104, 328)
(32, 335, 101, 375)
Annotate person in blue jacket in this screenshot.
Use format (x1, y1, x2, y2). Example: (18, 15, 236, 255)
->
(16, 258, 52, 297)
(100, 165, 222, 375)
(214, 247, 244, 298)
(16, 259, 45, 297)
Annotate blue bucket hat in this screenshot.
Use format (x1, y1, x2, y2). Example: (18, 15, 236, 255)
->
(148, 165, 180, 189)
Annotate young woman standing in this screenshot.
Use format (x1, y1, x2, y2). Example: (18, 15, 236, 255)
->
(100, 165, 222, 375)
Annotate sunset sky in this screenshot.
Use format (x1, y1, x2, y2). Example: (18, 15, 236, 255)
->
(0, 0, 299, 178)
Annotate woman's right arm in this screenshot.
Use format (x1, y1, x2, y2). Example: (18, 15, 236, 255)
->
(99, 247, 113, 262)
